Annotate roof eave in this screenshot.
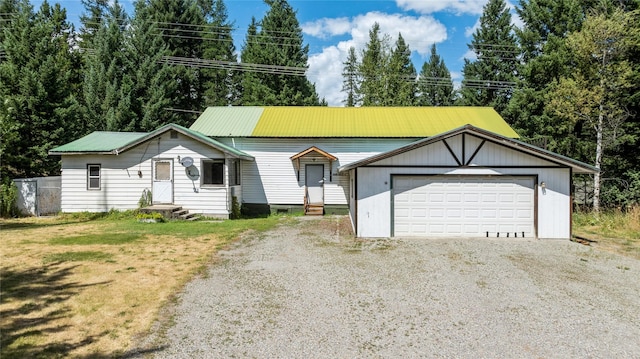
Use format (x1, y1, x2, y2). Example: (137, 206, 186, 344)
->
(117, 124, 254, 161)
(338, 125, 598, 174)
(48, 150, 117, 156)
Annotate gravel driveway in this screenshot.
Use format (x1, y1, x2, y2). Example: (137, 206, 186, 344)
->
(144, 216, 640, 358)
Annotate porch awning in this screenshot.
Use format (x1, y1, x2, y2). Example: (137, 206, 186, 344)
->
(290, 146, 338, 161)
(290, 146, 338, 181)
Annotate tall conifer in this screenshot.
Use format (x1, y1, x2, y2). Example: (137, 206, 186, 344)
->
(417, 44, 455, 106)
(240, 0, 320, 105)
(0, 0, 83, 178)
(459, 0, 519, 114)
(341, 46, 360, 107)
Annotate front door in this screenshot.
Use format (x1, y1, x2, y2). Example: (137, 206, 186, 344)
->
(305, 164, 324, 205)
(152, 159, 173, 204)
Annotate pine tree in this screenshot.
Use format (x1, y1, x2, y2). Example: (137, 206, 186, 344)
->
(386, 33, 417, 106)
(459, 0, 519, 114)
(201, 0, 240, 106)
(341, 46, 361, 107)
(0, 0, 83, 179)
(147, 0, 206, 125)
(547, 7, 639, 211)
(79, 0, 109, 47)
(417, 44, 455, 106)
(82, 0, 129, 131)
(127, 0, 178, 131)
(358, 23, 390, 106)
(240, 0, 319, 105)
(506, 0, 587, 156)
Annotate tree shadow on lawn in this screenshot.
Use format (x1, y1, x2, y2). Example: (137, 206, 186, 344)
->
(0, 213, 107, 231)
(0, 263, 113, 358)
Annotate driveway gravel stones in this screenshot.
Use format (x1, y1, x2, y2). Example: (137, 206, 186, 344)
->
(144, 216, 640, 358)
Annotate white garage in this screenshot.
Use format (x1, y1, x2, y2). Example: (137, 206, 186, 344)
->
(339, 125, 598, 239)
(393, 175, 534, 237)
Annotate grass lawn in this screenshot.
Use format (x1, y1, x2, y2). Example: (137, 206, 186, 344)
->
(573, 207, 640, 259)
(0, 212, 284, 358)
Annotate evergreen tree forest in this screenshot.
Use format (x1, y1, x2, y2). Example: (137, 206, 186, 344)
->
(0, 0, 320, 183)
(1, 0, 639, 209)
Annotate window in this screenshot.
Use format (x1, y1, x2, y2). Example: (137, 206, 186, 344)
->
(87, 164, 101, 190)
(229, 159, 240, 186)
(202, 159, 224, 185)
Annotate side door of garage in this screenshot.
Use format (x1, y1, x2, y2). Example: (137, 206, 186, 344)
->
(392, 175, 535, 238)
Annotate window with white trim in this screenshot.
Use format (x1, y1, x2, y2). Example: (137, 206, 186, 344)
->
(87, 164, 101, 190)
(202, 159, 224, 185)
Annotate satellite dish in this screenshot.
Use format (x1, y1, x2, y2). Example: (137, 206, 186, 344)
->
(180, 156, 194, 167)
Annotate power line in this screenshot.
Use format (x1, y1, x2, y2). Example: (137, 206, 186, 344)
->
(160, 56, 308, 76)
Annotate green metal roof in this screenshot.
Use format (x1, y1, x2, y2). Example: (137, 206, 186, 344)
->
(49, 123, 253, 160)
(189, 106, 520, 138)
(49, 131, 148, 153)
(190, 107, 264, 137)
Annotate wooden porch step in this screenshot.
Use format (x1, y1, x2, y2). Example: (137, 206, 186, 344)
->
(141, 205, 198, 220)
(305, 203, 324, 216)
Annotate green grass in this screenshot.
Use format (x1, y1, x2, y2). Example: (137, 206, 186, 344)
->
(100, 215, 287, 241)
(573, 207, 640, 239)
(43, 251, 113, 263)
(573, 207, 640, 259)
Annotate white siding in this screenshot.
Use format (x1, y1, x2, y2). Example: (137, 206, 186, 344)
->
(217, 138, 415, 205)
(60, 133, 240, 217)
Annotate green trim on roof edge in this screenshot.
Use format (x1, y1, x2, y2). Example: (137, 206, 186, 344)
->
(49, 123, 254, 160)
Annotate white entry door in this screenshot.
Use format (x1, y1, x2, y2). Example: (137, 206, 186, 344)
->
(306, 164, 324, 205)
(152, 159, 173, 204)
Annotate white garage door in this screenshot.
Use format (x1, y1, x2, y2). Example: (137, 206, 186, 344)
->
(393, 176, 534, 238)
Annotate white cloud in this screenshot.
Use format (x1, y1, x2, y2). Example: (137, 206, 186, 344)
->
(397, 0, 488, 15)
(303, 12, 448, 106)
(461, 49, 476, 61)
(465, 19, 480, 37)
(301, 17, 352, 39)
(307, 42, 354, 107)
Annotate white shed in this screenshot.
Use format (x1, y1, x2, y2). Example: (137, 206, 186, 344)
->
(338, 125, 598, 239)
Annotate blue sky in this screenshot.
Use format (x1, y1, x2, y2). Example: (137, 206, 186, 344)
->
(39, 0, 520, 106)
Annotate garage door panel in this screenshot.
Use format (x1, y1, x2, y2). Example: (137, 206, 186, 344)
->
(394, 176, 534, 238)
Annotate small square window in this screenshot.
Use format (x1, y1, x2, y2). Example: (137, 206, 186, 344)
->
(87, 164, 101, 190)
(202, 159, 224, 185)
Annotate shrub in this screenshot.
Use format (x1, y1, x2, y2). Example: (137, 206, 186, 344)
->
(135, 212, 165, 223)
(230, 196, 241, 219)
(138, 188, 152, 208)
(0, 180, 18, 217)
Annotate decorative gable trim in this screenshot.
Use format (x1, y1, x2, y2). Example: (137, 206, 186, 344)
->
(337, 125, 598, 174)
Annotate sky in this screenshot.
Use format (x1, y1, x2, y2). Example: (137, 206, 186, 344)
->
(38, 0, 520, 106)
